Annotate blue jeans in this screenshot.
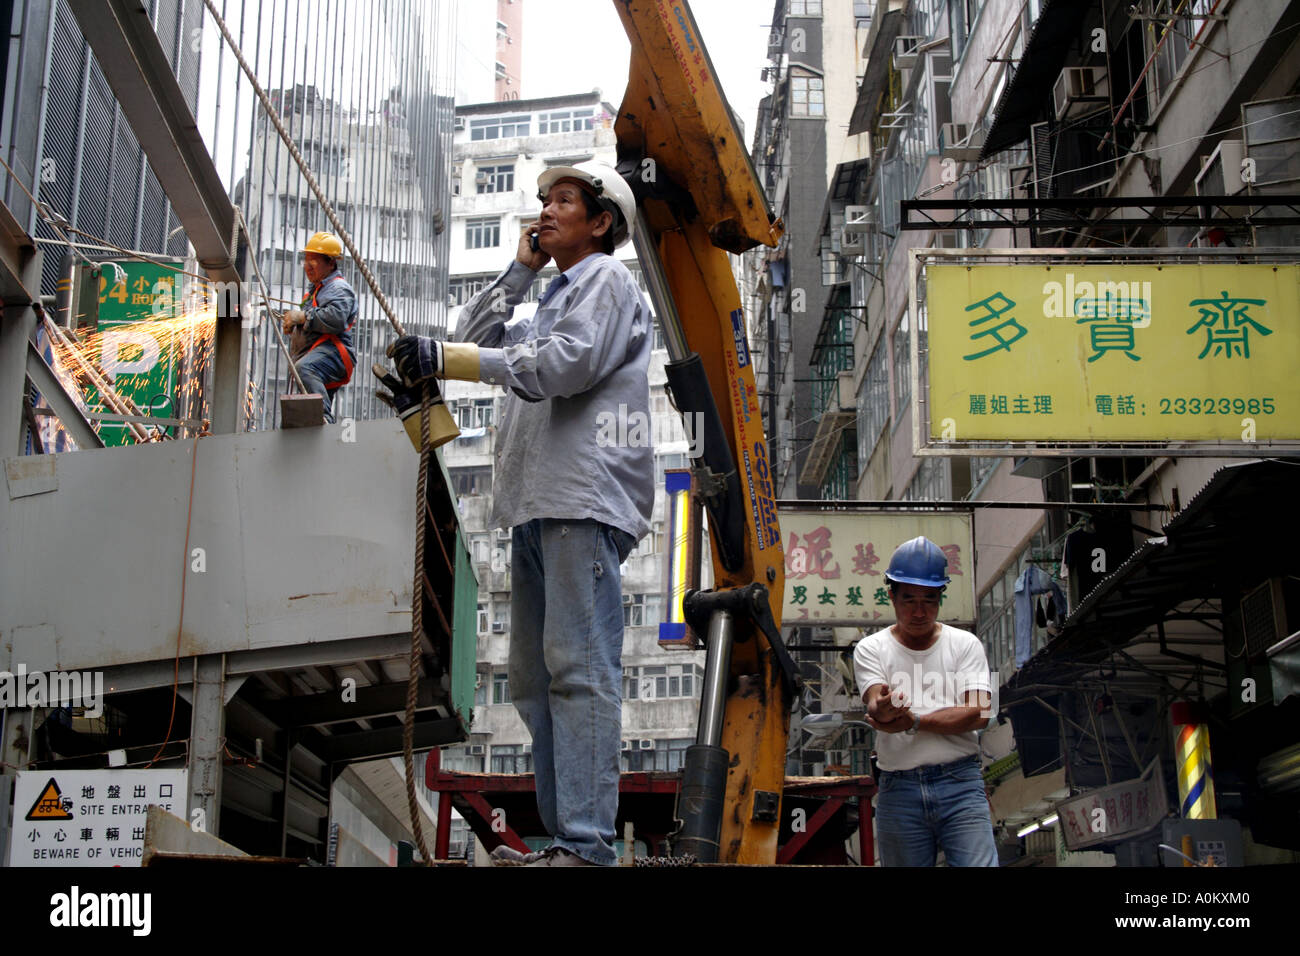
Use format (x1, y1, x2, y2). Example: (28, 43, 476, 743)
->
(875, 754, 998, 867)
(509, 518, 634, 865)
(295, 344, 351, 423)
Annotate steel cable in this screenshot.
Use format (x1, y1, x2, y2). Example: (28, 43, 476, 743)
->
(201, 0, 434, 864)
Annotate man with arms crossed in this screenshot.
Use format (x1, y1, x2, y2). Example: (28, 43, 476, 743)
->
(853, 536, 998, 866)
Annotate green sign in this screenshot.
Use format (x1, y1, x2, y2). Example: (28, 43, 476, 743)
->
(91, 261, 182, 446)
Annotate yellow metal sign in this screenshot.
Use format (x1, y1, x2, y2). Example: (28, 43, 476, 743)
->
(780, 511, 975, 626)
(927, 263, 1300, 441)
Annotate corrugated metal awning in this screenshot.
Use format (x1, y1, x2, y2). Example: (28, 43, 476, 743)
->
(979, 0, 1096, 159)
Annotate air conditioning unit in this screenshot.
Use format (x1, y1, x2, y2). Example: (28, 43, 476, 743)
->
(843, 204, 877, 233)
(1053, 66, 1108, 121)
(638, 739, 656, 751)
(1195, 139, 1248, 199)
(467, 744, 485, 756)
(1240, 577, 1299, 661)
(496, 529, 511, 541)
(940, 123, 985, 162)
(454, 116, 466, 130)
(491, 622, 507, 633)
(621, 740, 633, 752)
(475, 171, 489, 185)
(894, 35, 923, 68)
(839, 228, 865, 254)
(622, 593, 633, 605)
(521, 743, 532, 754)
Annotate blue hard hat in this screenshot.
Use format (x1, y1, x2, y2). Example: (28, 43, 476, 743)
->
(885, 536, 950, 587)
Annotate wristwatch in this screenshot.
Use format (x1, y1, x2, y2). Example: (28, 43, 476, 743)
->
(905, 714, 921, 736)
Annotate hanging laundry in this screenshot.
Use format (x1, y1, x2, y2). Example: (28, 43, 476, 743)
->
(1014, 565, 1068, 668)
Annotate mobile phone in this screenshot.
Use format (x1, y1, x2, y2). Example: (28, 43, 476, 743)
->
(529, 231, 540, 252)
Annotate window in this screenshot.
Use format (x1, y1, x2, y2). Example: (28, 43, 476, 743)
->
(623, 593, 647, 627)
(905, 456, 949, 502)
(790, 73, 824, 117)
(855, 341, 889, 468)
(455, 397, 494, 429)
(391, 153, 412, 183)
(789, 0, 822, 14)
(470, 114, 531, 140)
(304, 142, 348, 177)
(538, 109, 596, 134)
(477, 603, 488, 634)
(655, 452, 688, 489)
(622, 738, 693, 772)
(379, 209, 411, 239)
(490, 744, 532, 773)
(476, 163, 515, 194)
(449, 274, 493, 306)
(450, 465, 492, 496)
(623, 664, 703, 700)
(492, 672, 511, 704)
(440, 745, 484, 773)
(465, 216, 501, 249)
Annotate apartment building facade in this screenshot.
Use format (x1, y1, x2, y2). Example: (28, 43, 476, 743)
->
(776, 0, 1300, 862)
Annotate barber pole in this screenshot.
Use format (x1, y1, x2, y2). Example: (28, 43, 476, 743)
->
(1170, 701, 1217, 821)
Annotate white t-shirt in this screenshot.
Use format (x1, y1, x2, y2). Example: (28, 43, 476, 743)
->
(852, 623, 992, 772)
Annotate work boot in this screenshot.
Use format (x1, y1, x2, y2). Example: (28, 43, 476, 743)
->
(490, 845, 543, 866)
(524, 847, 597, 867)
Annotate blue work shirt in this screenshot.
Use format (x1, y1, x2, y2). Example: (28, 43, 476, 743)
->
(302, 269, 357, 357)
(455, 254, 654, 542)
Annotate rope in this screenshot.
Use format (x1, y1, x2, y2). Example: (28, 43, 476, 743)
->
(403, 384, 435, 865)
(199, 0, 405, 337)
(200, 0, 432, 864)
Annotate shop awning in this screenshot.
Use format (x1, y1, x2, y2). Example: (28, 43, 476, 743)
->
(1005, 459, 1300, 697)
(979, 0, 1096, 158)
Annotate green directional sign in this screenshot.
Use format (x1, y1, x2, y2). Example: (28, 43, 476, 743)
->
(90, 260, 182, 446)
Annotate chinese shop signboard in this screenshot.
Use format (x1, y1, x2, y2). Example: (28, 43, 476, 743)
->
(1056, 759, 1167, 851)
(779, 510, 974, 626)
(91, 260, 183, 446)
(925, 263, 1300, 443)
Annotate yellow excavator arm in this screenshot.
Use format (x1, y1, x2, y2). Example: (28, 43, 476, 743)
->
(612, 0, 795, 864)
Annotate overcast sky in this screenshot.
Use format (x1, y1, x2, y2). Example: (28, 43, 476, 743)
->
(520, 0, 770, 147)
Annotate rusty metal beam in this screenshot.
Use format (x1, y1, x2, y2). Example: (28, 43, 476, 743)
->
(0, 194, 39, 306)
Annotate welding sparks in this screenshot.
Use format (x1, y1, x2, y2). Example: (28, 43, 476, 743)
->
(45, 306, 217, 442)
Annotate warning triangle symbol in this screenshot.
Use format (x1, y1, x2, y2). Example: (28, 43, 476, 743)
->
(25, 778, 74, 821)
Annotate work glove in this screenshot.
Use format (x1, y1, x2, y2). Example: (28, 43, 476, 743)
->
(282, 308, 307, 335)
(372, 363, 460, 451)
(387, 335, 443, 386)
(372, 363, 422, 419)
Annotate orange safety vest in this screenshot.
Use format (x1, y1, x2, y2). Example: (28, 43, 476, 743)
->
(302, 272, 355, 389)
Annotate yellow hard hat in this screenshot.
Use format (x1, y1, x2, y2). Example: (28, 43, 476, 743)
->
(303, 231, 344, 258)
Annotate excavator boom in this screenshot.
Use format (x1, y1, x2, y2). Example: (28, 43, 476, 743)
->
(612, 0, 793, 864)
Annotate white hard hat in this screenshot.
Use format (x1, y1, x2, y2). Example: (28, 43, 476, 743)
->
(536, 160, 637, 248)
